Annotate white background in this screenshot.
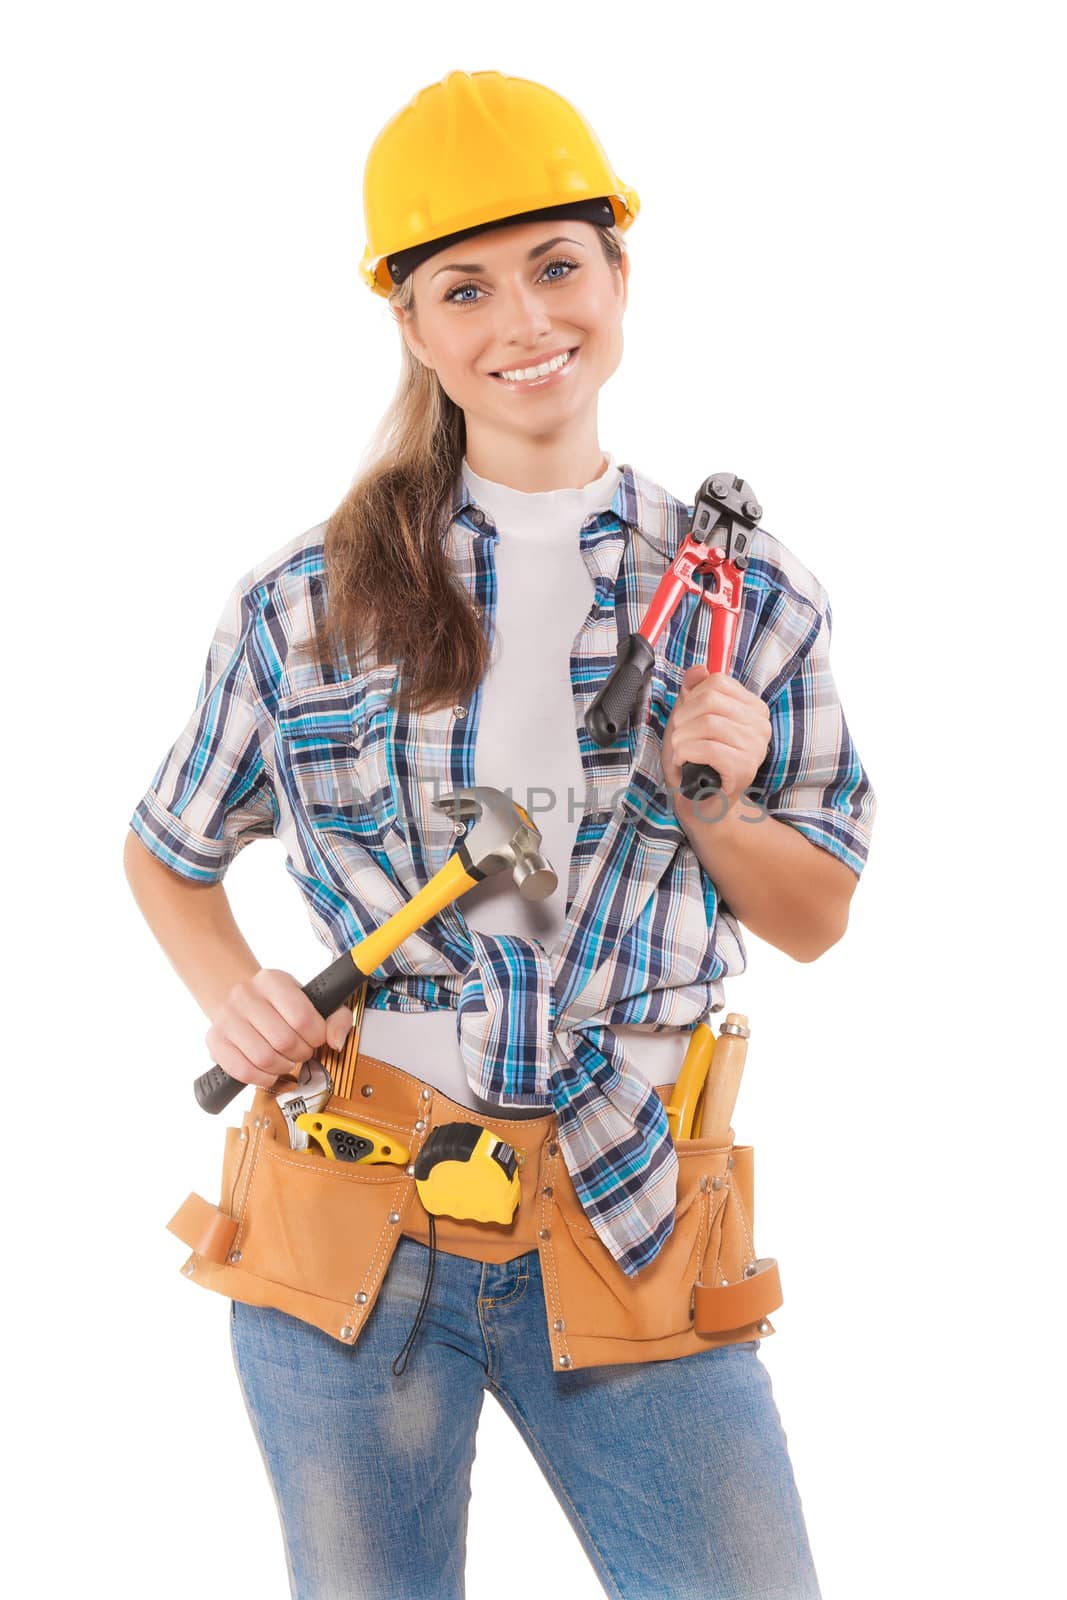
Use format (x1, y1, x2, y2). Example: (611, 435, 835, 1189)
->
(4, 2, 1062, 1596)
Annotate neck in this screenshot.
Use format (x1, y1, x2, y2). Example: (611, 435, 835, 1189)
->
(463, 430, 609, 494)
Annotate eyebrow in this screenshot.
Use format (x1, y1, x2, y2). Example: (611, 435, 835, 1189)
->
(431, 236, 585, 280)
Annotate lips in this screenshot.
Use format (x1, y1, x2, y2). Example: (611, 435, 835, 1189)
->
(490, 346, 578, 378)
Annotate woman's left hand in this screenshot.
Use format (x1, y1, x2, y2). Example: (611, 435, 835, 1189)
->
(661, 666, 773, 812)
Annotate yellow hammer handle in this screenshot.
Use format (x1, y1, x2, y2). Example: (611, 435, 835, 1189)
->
(351, 851, 481, 976)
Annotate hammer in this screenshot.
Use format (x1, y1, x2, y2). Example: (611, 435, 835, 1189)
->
(192, 786, 557, 1117)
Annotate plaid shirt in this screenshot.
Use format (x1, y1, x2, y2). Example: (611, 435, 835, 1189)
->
(130, 460, 876, 1275)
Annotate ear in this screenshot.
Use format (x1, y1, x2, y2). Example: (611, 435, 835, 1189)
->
(618, 249, 630, 313)
(391, 302, 425, 366)
(393, 304, 434, 371)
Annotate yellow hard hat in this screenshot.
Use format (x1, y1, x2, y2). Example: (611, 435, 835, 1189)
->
(359, 69, 640, 298)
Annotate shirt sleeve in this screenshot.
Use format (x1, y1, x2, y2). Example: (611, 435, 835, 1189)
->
(128, 572, 277, 882)
(751, 597, 876, 877)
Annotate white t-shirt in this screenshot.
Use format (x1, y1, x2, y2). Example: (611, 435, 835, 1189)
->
(357, 451, 690, 1114)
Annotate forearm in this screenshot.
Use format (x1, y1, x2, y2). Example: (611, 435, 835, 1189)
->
(672, 791, 856, 961)
(123, 830, 262, 1022)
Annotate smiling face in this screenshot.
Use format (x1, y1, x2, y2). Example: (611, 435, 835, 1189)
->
(392, 217, 629, 472)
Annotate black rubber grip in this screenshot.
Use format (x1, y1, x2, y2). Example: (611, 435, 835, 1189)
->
(192, 952, 361, 1114)
(679, 758, 723, 803)
(303, 953, 363, 1017)
(194, 1062, 246, 1115)
(585, 632, 656, 747)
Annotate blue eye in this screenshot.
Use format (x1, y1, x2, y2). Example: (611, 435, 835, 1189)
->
(444, 256, 579, 306)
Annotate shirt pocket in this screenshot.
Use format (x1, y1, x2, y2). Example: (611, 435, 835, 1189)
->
(275, 667, 400, 850)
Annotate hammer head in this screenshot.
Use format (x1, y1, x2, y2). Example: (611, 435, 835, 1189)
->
(433, 786, 558, 901)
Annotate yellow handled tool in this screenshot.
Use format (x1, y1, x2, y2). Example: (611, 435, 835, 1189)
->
(664, 1022, 717, 1141)
(295, 1110, 410, 1165)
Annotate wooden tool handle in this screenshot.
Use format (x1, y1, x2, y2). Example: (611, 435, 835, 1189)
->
(696, 1013, 750, 1141)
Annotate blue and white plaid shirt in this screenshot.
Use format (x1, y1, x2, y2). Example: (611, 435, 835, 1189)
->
(130, 460, 876, 1275)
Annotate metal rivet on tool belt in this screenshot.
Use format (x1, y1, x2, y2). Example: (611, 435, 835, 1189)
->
(744, 1263, 758, 1277)
(183, 1263, 196, 1276)
(539, 1228, 551, 1240)
(453, 704, 467, 718)
(388, 1212, 401, 1224)
(415, 1119, 426, 1132)
(553, 1318, 565, 1331)
(340, 1324, 354, 1339)
(406, 1164, 415, 1176)
(239, 1129, 247, 1141)
(421, 1088, 431, 1100)
(558, 1355, 572, 1368)
(711, 1177, 722, 1190)
(361, 1084, 373, 1097)
(547, 1142, 558, 1157)
(727, 1156, 735, 1168)
(757, 1321, 769, 1333)
(699, 1175, 709, 1191)
(541, 1184, 553, 1197)
(228, 1250, 242, 1264)
(355, 1292, 369, 1305)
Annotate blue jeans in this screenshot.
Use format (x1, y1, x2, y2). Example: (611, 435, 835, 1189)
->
(230, 1233, 822, 1599)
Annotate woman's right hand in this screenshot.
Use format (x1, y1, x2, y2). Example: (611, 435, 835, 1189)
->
(206, 968, 355, 1088)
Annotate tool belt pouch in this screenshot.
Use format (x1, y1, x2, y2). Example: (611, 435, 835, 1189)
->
(166, 1088, 420, 1347)
(544, 1124, 783, 1363)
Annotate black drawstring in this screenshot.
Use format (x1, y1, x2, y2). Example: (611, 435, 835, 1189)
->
(392, 1213, 437, 1376)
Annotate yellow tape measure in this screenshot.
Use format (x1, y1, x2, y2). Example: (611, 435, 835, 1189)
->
(414, 1123, 522, 1224)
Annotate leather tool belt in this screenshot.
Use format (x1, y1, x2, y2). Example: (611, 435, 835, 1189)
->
(167, 1051, 783, 1373)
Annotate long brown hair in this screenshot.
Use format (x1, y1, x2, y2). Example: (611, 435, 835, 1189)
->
(300, 222, 628, 715)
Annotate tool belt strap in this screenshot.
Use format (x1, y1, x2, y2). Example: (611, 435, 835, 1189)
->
(693, 1257, 782, 1334)
(167, 1192, 238, 1266)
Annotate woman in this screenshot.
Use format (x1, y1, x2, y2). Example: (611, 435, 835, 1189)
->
(125, 70, 875, 1600)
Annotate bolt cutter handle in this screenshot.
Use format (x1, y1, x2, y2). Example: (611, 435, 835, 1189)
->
(585, 632, 656, 746)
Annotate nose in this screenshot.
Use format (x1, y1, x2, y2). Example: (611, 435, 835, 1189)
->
(491, 278, 555, 349)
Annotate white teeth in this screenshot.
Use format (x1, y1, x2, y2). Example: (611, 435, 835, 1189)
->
(497, 349, 572, 382)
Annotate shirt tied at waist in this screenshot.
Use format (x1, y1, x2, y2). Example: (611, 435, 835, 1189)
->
(455, 927, 680, 1276)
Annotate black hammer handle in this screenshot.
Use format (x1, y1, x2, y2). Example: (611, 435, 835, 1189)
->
(584, 632, 656, 747)
(193, 951, 363, 1114)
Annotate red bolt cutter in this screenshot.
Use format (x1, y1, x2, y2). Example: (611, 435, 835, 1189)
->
(585, 472, 762, 803)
